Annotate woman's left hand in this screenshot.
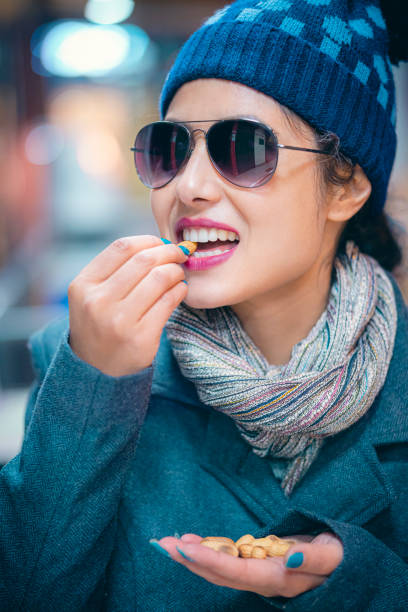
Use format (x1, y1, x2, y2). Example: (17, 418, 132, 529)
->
(156, 532, 343, 598)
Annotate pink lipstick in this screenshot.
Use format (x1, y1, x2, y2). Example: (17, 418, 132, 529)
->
(183, 243, 238, 270)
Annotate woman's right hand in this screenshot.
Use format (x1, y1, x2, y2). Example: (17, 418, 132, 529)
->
(67, 235, 189, 377)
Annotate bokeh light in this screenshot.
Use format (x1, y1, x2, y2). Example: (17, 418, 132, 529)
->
(31, 20, 152, 79)
(24, 124, 65, 166)
(76, 128, 122, 177)
(84, 0, 135, 25)
(39, 21, 130, 77)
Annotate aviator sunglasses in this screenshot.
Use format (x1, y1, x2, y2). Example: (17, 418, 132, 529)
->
(131, 117, 336, 189)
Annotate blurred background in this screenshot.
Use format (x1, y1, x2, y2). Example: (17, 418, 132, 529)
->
(0, 0, 407, 465)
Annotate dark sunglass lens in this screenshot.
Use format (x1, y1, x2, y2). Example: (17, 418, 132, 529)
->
(133, 122, 189, 188)
(208, 120, 278, 187)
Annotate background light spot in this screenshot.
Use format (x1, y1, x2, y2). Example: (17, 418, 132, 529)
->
(84, 0, 135, 26)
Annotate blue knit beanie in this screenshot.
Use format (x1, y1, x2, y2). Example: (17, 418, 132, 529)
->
(159, 0, 406, 215)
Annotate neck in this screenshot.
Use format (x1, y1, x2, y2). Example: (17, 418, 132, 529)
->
(231, 260, 334, 366)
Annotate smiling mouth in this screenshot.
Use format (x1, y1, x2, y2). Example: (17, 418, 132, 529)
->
(189, 241, 238, 257)
(176, 228, 240, 253)
(183, 240, 239, 269)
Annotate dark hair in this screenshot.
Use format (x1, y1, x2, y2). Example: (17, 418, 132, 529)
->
(280, 105, 403, 272)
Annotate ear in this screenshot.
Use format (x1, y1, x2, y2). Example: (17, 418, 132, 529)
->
(327, 164, 372, 222)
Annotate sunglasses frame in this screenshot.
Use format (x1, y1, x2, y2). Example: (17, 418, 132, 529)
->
(131, 117, 336, 189)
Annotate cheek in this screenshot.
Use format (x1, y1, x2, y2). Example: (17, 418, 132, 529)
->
(246, 194, 323, 281)
(251, 193, 320, 250)
(150, 190, 172, 230)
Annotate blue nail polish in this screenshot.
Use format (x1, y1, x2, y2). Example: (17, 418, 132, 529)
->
(182, 280, 188, 284)
(160, 237, 172, 244)
(178, 245, 190, 256)
(286, 552, 304, 568)
(149, 540, 171, 558)
(176, 546, 194, 562)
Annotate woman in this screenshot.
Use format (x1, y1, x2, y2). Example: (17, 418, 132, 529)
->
(1, 1, 407, 610)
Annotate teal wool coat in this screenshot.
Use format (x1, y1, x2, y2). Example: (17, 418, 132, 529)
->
(0, 276, 407, 611)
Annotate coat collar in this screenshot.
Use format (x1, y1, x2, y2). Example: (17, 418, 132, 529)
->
(151, 274, 408, 525)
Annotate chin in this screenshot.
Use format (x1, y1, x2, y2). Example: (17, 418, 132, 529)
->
(182, 288, 233, 310)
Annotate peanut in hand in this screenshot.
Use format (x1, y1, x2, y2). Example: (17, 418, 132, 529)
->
(199, 534, 296, 558)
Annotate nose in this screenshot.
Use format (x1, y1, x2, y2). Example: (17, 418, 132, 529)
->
(174, 127, 222, 206)
(191, 128, 206, 137)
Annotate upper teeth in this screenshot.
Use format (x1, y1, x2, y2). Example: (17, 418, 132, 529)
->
(182, 227, 239, 242)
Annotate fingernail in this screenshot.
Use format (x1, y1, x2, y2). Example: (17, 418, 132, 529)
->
(182, 280, 188, 284)
(176, 546, 194, 562)
(160, 237, 172, 244)
(178, 245, 190, 256)
(286, 552, 304, 568)
(149, 539, 171, 558)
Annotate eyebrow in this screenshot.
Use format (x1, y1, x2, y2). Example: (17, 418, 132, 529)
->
(164, 114, 281, 138)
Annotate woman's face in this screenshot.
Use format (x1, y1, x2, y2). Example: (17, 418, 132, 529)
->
(151, 78, 334, 310)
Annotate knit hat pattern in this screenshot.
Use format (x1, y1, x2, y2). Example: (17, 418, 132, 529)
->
(159, 0, 397, 215)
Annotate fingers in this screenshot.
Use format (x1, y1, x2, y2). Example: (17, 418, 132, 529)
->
(78, 235, 163, 283)
(67, 235, 190, 376)
(284, 532, 344, 576)
(283, 534, 314, 544)
(120, 256, 186, 312)
(158, 537, 326, 598)
(102, 242, 188, 300)
(160, 536, 284, 590)
(158, 537, 234, 587)
(180, 534, 203, 543)
(129, 276, 188, 338)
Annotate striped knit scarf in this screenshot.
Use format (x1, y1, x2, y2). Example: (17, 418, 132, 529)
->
(165, 242, 397, 496)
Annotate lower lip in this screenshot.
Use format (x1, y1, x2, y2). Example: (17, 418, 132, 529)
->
(183, 243, 239, 270)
